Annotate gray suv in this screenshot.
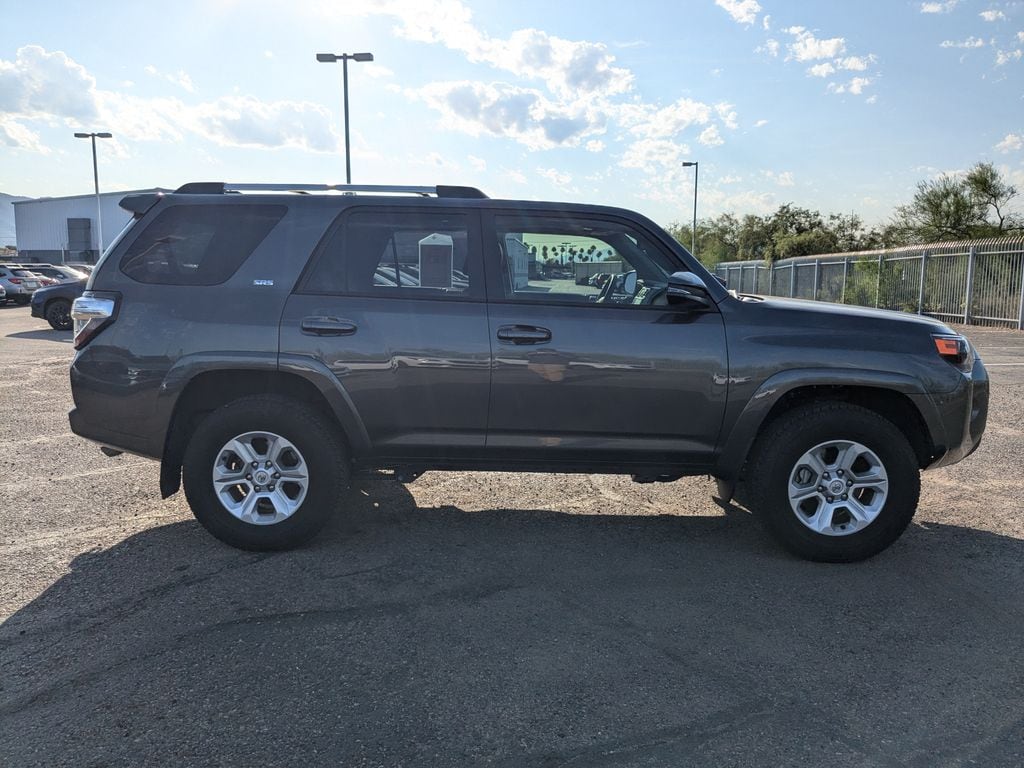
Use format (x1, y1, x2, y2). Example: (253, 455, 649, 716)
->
(69, 182, 988, 561)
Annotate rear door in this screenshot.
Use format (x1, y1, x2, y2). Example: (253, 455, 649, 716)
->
(482, 210, 728, 469)
(280, 206, 491, 460)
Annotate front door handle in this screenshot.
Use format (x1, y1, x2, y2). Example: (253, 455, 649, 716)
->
(496, 324, 552, 345)
(301, 317, 358, 336)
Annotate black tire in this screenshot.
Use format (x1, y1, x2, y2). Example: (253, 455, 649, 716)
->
(12, 296, 30, 306)
(45, 299, 72, 330)
(182, 395, 350, 550)
(745, 401, 920, 563)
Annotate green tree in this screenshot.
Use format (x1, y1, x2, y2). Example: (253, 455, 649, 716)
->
(892, 162, 1021, 243)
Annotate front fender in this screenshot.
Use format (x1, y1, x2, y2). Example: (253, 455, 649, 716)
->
(713, 367, 942, 487)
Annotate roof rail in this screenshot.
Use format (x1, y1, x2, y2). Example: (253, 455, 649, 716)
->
(173, 182, 488, 199)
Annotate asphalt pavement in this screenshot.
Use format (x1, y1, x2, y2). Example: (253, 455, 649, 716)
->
(1, 303, 1023, 767)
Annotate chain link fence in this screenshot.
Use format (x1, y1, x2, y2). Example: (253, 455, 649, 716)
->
(713, 236, 1024, 329)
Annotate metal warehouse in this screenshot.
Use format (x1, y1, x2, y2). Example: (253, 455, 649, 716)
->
(13, 189, 165, 264)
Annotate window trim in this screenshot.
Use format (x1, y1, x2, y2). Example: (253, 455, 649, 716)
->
(295, 205, 486, 302)
(481, 209, 697, 312)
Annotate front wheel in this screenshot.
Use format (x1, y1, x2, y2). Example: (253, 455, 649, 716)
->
(182, 395, 350, 550)
(745, 402, 920, 562)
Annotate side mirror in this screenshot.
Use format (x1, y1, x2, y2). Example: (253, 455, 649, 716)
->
(666, 272, 713, 309)
(623, 270, 638, 295)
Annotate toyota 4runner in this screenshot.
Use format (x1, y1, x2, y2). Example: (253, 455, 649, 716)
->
(69, 182, 989, 562)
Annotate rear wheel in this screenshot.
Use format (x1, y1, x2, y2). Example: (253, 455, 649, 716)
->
(182, 395, 349, 550)
(746, 401, 920, 562)
(45, 299, 72, 330)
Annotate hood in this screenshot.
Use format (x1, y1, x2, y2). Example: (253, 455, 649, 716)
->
(739, 294, 955, 334)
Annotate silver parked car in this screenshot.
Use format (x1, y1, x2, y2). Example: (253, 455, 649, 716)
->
(20, 264, 89, 284)
(0, 265, 43, 305)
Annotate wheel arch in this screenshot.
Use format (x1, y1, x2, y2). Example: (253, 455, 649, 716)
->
(715, 369, 943, 499)
(158, 360, 369, 498)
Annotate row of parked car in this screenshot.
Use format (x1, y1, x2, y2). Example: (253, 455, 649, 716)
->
(0, 262, 93, 329)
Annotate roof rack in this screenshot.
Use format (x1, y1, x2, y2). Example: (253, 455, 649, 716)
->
(173, 182, 488, 199)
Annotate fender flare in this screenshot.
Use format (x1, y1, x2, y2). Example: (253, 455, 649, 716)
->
(156, 352, 371, 497)
(713, 367, 941, 492)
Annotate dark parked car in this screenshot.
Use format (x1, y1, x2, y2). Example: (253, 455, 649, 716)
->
(31, 278, 87, 329)
(69, 182, 988, 561)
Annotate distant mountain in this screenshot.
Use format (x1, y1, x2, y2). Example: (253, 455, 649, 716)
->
(0, 193, 32, 248)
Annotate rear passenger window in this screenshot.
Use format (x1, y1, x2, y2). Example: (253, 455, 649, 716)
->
(119, 204, 285, 285)
(304, 210, 478, 298)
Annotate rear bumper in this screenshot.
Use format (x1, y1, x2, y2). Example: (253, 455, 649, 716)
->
(69, 406, 160, 460)
(921, 356, 989, 470)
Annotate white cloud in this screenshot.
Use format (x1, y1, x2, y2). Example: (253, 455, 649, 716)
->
(995, 49, 1023, 65)
(758, 39, 780, 57)
(980, 9, 1006, 22)
(920, 1, 958, 12)
(808, 62, 835, 77)
(699, 125, 724, 146)
(0, 44, 101, 122)
(0, 45, 339, 155)
(618, 97, 714, 139)
(836, 55, 874, 70)
(187, 96, 337, 152)
(0, 116, 50, 154)
(585, 139, 605, 152)
(765, 170, 795, 187)
(828, 76, 873, 95)
(785, 26, 846, 61)
(715, 102, 738, 129)
(1018, 31, 1024, 43)
(467, 154, 487, 171)
(364, 1, 632, 99)
(940, 37, 986, 48)
(619, 138, 690, 173)
(754, 119, 769, 127)
(762, 14, 771, 31)
(504, 167, 527, 184)
(995, 133, 1023, 153)
(536, 166, 572, 187)
(417, 80, 605, 150)
(362, 63, 395, 79)
(714, 0, 761, 26)
(145, 64, 196, 93)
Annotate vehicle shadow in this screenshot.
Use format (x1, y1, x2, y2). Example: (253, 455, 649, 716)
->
(4, 329, 72, 342)
(2, 473, 1022, 767)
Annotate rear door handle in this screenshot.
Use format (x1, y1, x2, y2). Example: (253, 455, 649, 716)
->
(301, 317, 358, 336)
(496, 324, 552, 345)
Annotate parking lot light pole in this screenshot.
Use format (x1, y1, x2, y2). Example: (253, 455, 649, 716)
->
(316, 51, 374, 184)
(74, 132, 113, 258)
(681, 161, 699, 258)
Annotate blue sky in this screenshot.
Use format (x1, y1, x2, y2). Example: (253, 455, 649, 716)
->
(1, 0, 1022, 227)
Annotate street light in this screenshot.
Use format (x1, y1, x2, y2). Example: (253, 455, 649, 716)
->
(681, 160, 699, 258)
(316, 51, 374, 184)
(74, 132, 113, 259)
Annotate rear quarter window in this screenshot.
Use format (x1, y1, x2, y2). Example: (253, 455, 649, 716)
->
(119, 204, 286, 285)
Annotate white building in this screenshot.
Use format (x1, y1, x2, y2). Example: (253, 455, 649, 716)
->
(13, 189, 165, 263)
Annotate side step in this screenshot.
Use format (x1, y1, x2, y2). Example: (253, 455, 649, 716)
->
(630, 473, 684, 484)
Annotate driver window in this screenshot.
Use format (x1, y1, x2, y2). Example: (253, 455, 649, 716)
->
(493, 215, 677, 307)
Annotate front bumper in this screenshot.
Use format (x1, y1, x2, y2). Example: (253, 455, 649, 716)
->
(922, 355, 989, 470)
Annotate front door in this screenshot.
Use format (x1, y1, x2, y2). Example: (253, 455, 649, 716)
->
(482, 211, 728, 469)
(280, 207, 491, 460)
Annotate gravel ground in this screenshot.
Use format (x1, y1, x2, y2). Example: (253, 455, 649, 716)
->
(1, 302, 1022, 767)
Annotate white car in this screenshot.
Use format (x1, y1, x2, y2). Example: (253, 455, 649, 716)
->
(20, 264, 89, 284)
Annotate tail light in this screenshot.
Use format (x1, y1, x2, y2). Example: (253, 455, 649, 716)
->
(932, 334, 972, 371)
(8, 278, 22, 284)
(71, 296, 117, 349)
